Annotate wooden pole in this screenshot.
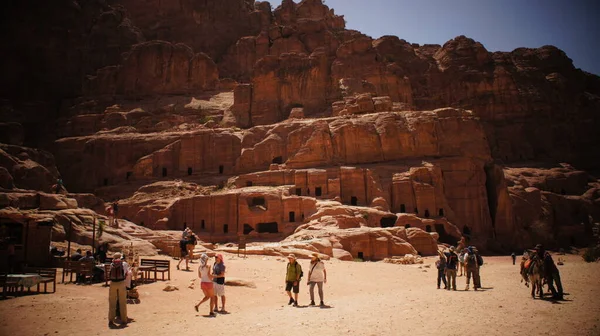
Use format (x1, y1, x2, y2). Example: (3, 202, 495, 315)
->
(67, 219, 72, 259)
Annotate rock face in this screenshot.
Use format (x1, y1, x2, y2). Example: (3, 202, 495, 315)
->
(1, 0, 599, 258)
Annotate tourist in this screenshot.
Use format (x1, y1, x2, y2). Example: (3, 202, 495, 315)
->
(458, 248, 466, 276)
(194, 253, 216, 316)
(212, 254, 227, 313)
(71, 248, 83, 261)
(177, 228, 191, 270)
(435, 251, 447, 289)
(533, 244, 564, 300)
(465, 246, 481, 290)
(285, 254, 302, 307)
(108, 252, 129, 327)
(187, 233, 198, 261)
(95, 243, 108, 263)
(443, 247, 458, 290)
(511, 252, 516, 265)
(307, 253, 327, 306)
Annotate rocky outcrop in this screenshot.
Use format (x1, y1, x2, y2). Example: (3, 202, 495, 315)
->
(0, 144, 60, 193)
(86, 41, 219, 96)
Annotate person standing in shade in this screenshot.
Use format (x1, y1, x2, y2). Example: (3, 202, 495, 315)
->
(511, 252, 516, 265)
(435, 251, 447, 289)
(285, 254, 302, 307)
(443, 247, 459, 290)
(108, 252, 129, 327)
(212, 254, 227, 313)
(307, 253, 327, 306)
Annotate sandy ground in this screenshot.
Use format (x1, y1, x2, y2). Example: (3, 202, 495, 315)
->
(1, 254, 599, 336)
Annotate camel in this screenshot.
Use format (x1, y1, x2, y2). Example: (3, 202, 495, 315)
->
(528, 258, 545, 299)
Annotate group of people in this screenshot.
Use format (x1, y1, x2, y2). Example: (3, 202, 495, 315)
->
(285, 253, 327, 307)
(177, 228, 198, 271)
(436, 246, 483, 290)
(69, 248, 105, 283)
(194, 253, 227, 316)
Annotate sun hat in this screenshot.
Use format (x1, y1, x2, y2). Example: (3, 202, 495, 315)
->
(288, 254, 296, 259)
(113, 252, 122, 259)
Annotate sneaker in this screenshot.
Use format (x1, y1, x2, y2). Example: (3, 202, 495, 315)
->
(320, 301, 325, 307)
(309, 301, 316, 306)
(288, 298, 294, 305)
(293, 301, 298, 307)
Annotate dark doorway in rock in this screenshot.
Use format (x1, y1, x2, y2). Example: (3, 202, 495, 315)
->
(380, 215, 397, 228)
(561, 189, 566, 195)
(295, 188, 302, 196)
(257, 222, 278, 233)
(357, 252, 364, 260)
(439, 208, 444, 217)
(246, 181, 253, 187)
(315, 187, 322, 197)
(272, 156, 283, 164)
(223, 224, 229, 234)
(201, 220, 205, 230)
(435, 223, 455, 245)
(405, 224, 411, 229)
(351, 196, 358, 206)
(162, 167, 167, 177)
(425, 225, 432, 232)
(243, 224, 254, 235)
(463, 225, 471, 236)
(183, 222, 187, 230)
(424, 210, 430, 218)
(219, 165, 224, 174)
(307, 188, 310, 196)
(187, 167, 193, 176)
(414, 208, 419, 214)
(126, 172, 132, 180)
(400, 204, 406, 213)
(252, 197, 265, 207)
(103, 178, 108, 186)
(289, 211, 296, 223)
(140, 221, 144, 227)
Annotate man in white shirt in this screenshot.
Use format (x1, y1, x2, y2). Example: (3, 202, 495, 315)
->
(108, 252, 130, 327)
(307, 253, 327, 307)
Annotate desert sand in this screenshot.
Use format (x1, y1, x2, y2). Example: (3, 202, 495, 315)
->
(1, 254, 598, 336)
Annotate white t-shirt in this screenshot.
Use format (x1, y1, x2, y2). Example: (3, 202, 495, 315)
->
(308, 261, 326, 282)
(199, 265, 211, 282)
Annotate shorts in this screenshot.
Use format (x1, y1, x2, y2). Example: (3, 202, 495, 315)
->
(214, 283, 225, 296)
(201, 282, 213, 290)
(285, 281, 299, 294)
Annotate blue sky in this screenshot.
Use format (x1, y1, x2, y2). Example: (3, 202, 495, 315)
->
(270, 0, 600, 75)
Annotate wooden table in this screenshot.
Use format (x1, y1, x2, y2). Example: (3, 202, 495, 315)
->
(137, 265, 156, 283)
(7, 274, 43, 292)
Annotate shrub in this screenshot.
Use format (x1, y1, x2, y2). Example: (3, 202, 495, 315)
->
(582, 245, 600, 263)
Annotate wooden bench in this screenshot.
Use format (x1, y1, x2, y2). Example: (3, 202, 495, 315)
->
(78, 261, 95, 284)
(1, 273, 19, 298)
(24, 267, 57, 293)
(140, 259, 170, 281)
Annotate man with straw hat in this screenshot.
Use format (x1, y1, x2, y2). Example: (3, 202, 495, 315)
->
(285, 254, 302, 307)
(307, 253, 327, 307)
(108, 252, 129, 327)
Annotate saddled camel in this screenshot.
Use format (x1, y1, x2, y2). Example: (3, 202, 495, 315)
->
(528, 258, 545, 299)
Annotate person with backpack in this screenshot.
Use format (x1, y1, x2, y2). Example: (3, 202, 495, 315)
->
(465, 246, 481, 290)
(108, 252, 129, 327)
(285, 254, 302, 307)
(307, 253, 327, 306)
(435, 250, 448, 289)
(442, 247, 459, 290)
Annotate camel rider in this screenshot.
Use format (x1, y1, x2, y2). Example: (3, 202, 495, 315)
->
(533, 244, 564, 300)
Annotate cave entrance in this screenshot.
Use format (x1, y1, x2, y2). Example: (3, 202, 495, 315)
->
(425, 225, 432, 232)
(439, 208, 444, 217)
(435, 223, 455, 245)
(223, 224, 229, 234)
(351, 196, 358, 206)
(257, 222, 278, 233)
(162, 167, 167, 177)
(315, 187, 322, 197)
(126, 171, 132, 180)
(424, 210, 430, 218)
(246, 181, 253, 187)
(289, 211, 296, 223)
(219, 165, 224, 174)
(295, 188, 302, 196)
(463, 225, 471, 236)
(187, 167, 193, 176)
(357, 252, 364, 260)
(400, 204, 406, 213)
(272, 156, 283, 164)
(380, 215, 397, 228)
(243, 224, 254, 235)
(405, 224, 411, 229)
(251, 197, 266, 207)
(201, 220, 205, 230)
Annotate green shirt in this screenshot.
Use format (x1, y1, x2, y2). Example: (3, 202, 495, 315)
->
(286, 262, 302, 282)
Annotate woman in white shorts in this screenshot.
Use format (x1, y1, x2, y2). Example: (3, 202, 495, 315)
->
(212, 254, 227, 313)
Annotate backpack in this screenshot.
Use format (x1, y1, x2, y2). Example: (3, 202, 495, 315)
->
(109, 260, 125, 282)
(476, 254, 484, 266)
(467, 253, 477, 266)
(447, 254, 458, 268)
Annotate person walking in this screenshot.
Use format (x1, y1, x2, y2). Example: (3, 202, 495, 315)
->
(443, 247, 458, 290)
(212, 254, 227, 313)
(458, 249, 466, 276)
(511, 252, 516, 265)
(533, 244, 564, 300)
(108, 252, 129, 327)
(177, 228, 191, 271)
(465, 246, 481, 290)
(285, 254, 302, 307)
(194, 254, 216, 316)
(435, 251, 448, 289)
(307, 253, 327, 306)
